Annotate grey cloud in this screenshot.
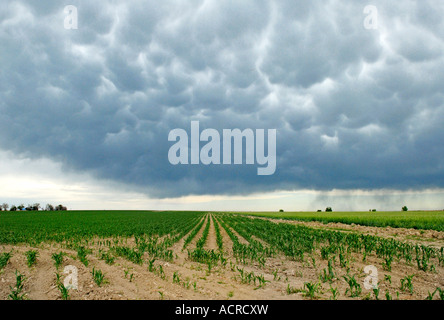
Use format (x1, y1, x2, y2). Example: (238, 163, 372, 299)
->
(0, 0, 444, 198)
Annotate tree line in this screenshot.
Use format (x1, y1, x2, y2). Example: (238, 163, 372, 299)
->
(0, 203, 67, 212)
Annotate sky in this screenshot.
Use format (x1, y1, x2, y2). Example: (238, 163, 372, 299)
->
(1, 0, 444, 211)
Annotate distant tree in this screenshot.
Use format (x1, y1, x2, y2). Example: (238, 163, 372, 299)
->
(17, 204, 25, 211)
(372, 209, 377, 212)
(2, 203, 8, 211)
(55, 204, 67, 211)
(46, 204, 54, 211)
(279, 209, 284, 212)
(32, 203, 40, 211)
(325, 207, 333, 212)
(10, 205, 17, 212)
(402, 206, 408, 212)
(317, 210, 322, 212)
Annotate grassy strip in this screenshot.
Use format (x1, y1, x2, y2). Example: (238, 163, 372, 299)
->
(235, 211, 444, 232)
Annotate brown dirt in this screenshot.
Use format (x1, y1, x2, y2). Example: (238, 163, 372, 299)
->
(204, 215, 218, 251)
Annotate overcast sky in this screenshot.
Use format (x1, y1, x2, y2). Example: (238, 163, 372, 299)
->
(1, 0, 444, 211)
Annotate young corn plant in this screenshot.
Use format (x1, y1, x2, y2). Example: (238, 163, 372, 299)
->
(157, 265, 166, 280)
(437, 288, 444, 300)
(8, 270, 26, 300)
(426, 290, 436, 300)
(272, 269, 281, 281)
(77, 246, 89, 267)
(382, 256, 393, 272)
(100, 251, 115, 265)
(320, 259, 335, 283)
(329, 286, 339, 300)
(343, 274, 362, 297)
(400, 275, 414, 294)
(0, 252, 12, 269)
(52, 252, 64, 269)
(25, 250, 38, 268)
(173, 271, 181, 284)
(303, 282, 321, 299)
(286, 284, 303, 295)
(254, 274, 269, 289)
(55, 273, 70, 300)
(148, 258, 156, 272)
(92, 267, 105, 286)
(373, 287, 380, 300)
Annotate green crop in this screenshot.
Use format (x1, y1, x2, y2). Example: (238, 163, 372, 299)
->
(8, 270, 26, 300)
(303, 282, 321, 299)
(55, 273, 70, 300)
(92, 267, 105, 286)
(400, 275, 414, 294)
(0, 252, 12, 269)
(51, 252, 64, 269)
(25, 250, 38, 267)
(237, 211, 444, 232)
(343, 274, 362, 297)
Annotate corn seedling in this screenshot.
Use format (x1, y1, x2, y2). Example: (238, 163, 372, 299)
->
(329, 286, 339, 300)
(173, 271, 181, 284)
(430, 287, 444, 300)
(373, 287, 380, 300)
(343, 274, 362, 297)
(52, 252, 64, 269)
(100, 251, 115, 265)
(272, 269, 281, 281)
(0, 252, 12, 269)
(385, 290, 392, 300)
(303, 282, 321, 299)
(382, 256, 393, 271)
(286, 284, 302, 295)
(92, 267, 105, 286)
(25, 250, 38, 267)
(77, 246, 89, 266)
(400, 275, 414, 294)
(437, 288, 444, 300)
(144, 256, 154, 271)
(55, 273, 70, 300)
(426, 290, 435, 300)
(8, 270, 26, 300)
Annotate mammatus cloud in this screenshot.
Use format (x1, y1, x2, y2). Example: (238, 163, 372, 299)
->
(1, 0, 444, 198)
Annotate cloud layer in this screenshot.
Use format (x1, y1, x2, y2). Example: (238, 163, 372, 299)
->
(1, 0, 444, 198)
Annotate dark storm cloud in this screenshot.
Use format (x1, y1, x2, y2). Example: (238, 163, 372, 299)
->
(1, 0, 444, 197)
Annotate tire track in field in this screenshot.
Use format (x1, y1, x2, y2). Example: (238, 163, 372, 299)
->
(203, 215, 218, 251)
